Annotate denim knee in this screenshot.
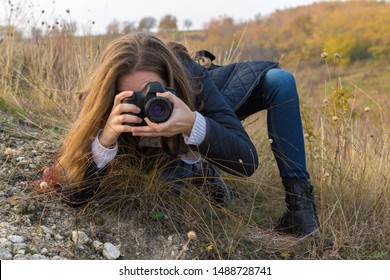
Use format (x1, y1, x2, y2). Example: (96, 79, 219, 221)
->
(263, 69, 299, 104)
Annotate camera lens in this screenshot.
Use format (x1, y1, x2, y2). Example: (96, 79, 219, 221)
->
(151, 104, 165, 117)
(145, 97, 173, 123)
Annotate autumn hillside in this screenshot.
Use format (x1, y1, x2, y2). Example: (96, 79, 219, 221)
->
(176, 1, 390, 66)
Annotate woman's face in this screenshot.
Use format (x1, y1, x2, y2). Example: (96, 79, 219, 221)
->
(117, 71, 166, 93)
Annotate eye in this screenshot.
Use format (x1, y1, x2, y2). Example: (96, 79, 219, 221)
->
(199, 58, 207, 65)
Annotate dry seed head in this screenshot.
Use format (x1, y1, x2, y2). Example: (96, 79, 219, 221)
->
(364, 107, 370, 113)
(187, 231, 197, 241)
(5, 148, 15, 156)
(323, 98, 329, 105)
(324, 172, 330, 177)
(40, 181, 48, 189)
(321, 52, 328, 59)
(332, 116, 339, 121)
(268, 138, 273, 144)
(304, 133, 310, 138)
(334, 53, 341, 60)
(66, 9, 70, 13)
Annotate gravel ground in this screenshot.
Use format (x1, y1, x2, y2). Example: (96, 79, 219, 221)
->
(0, 111, 191, 260)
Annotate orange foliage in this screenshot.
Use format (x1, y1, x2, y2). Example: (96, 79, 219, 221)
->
(184, 1, 390, 64)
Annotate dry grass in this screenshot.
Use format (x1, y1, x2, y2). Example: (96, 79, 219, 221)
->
(1, 21, 389, 259)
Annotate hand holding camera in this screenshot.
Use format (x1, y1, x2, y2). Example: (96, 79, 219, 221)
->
(99, 80, 196, 148)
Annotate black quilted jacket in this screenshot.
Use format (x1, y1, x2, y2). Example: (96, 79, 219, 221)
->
(209, 60, 279, 114)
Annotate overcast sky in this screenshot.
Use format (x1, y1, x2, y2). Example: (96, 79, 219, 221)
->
(2, 0, 335, 34)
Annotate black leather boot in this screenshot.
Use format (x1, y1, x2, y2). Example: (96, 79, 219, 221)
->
(275, 178, 320, 236)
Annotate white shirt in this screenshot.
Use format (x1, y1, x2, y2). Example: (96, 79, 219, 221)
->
(92, 112, 207, 169)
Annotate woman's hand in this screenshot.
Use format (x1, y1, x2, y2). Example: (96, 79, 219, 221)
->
(131, 91, 196, 137)
(99, 91, 143, 148)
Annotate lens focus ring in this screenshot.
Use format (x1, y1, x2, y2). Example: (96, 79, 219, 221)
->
(144, 97, 173, 123)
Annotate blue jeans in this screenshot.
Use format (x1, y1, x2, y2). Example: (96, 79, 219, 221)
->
(235, 68, 310, 180)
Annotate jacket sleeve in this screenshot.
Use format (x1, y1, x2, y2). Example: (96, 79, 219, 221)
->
(185, 60, 259, 176)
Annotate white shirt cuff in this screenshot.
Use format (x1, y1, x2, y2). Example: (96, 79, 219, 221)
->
(183, 112, 206, 146)
(92, 131, 118, 169)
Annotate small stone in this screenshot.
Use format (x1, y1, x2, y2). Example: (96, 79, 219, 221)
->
(71, 230, 89, 245)
(40, 225, 54, 235)
(8, 235, 24, 243)
(52, 256, 66, 260)
(0, 248, 13, 260)
(0, 237, 9, 245)
(92, 240, 103, 251)
(102, 243, 120, 260)
(41, 248, 49, 255)
(13, 254, 27, 260)
(54, 234, 64, 241)
(30, 254, 48, 260)
(16, 249, 26, 255)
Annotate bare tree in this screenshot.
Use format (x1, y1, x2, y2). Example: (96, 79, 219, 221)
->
(106, 19, 120, 35)
(138, 16, 156, 32)
(122, 21, 136, 33)
(158, 15, 177, 33)
(183, 19, 193, 30)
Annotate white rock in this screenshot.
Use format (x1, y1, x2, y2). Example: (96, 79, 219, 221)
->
(30, 254, 48, 260)
(71, 230, 89, 245)
(40, 225, 54, 235)
(102, 243, 120, 260)
(8, 235, 24, 243)
(13, 254, 28, 260)
(92, 240, 103, 251)
(54, 234, 64, 241)
(0, 237, 10, 246)
(16, 249, 26, 255)
(0, 248, 13, 260)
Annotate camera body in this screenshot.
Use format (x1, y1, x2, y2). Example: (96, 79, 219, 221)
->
(121, 81, 174, 126)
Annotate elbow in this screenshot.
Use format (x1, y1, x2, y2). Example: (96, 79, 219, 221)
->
(236, 149, 259, 177)
(238, 160, 259, 177)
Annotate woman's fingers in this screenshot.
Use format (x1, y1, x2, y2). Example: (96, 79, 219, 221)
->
(113, 91, 134, 107)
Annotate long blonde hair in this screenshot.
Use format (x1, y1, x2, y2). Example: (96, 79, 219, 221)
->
(56, 32, 198, 188)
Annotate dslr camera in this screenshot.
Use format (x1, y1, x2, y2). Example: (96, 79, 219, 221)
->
(121, 81, 174, 126)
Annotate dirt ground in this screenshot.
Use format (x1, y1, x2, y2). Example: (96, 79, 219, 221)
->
(0, 110, 194, 260)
